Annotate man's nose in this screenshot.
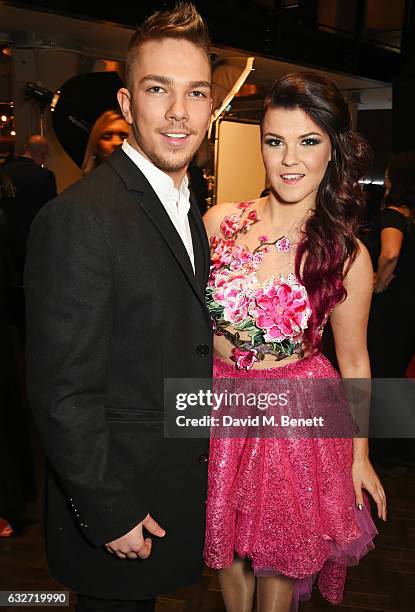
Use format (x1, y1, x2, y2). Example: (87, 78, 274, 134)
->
(166, 95, 188, 123)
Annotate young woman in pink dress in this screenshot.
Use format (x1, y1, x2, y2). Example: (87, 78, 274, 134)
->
(203, 72, 387, 612)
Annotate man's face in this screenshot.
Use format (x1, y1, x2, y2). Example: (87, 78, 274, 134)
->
(118, 38, 212, 185)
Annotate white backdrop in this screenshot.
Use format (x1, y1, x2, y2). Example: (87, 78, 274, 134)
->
(215, 119, 267, 205)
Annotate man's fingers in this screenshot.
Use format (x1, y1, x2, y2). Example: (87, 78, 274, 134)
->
(136, 537, 152, 559)
(115, 551, 127, 559)
(105, 514, 164, 560)
(142, 514, 166, 537)
(126, 551, 138, 559)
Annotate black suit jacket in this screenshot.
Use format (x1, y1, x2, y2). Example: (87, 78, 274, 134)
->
(24, 149, 213, 599)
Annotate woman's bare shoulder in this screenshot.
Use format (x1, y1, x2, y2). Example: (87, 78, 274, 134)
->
(203, 202, 240, 238)
(344, 238, 373, 288)
(203, 199, 261, 238)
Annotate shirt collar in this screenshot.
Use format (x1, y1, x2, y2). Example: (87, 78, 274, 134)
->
(122, 140, 189, 215)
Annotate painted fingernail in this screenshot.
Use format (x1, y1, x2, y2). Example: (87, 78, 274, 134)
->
(357, 503, 363, 510)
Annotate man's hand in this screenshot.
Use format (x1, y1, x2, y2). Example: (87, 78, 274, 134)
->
(105, 514, 166, 559)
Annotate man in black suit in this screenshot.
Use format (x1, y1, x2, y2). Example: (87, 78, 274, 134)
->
(24, 4, 213, 611)
(1, 135, 57, 279)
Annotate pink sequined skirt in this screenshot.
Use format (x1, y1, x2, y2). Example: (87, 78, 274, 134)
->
(204, 353, 378, 608)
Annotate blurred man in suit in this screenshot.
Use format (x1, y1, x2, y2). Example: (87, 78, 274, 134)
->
(1, 135, 56, 279)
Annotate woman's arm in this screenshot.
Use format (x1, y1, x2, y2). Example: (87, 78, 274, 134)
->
(330, 240, 387, 520)
(374, 227, 403, 292)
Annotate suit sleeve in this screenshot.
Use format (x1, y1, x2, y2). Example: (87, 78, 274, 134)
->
(24, 198, 147, 546)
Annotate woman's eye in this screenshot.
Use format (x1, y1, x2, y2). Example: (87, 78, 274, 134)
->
(302, 138, 321, 146)
(264, 138, 283, 147)
(101, 133, 111, 140)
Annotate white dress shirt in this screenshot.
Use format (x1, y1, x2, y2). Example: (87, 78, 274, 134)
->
(122, 140, 195, 272)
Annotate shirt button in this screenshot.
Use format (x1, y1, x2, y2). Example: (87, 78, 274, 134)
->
(196, 344, 210, 357)
(198, 453, 209, 464)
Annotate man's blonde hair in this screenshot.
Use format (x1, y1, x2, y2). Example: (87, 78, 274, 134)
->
(125, 2, 210, 91)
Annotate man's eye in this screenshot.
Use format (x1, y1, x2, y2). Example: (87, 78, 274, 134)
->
(147, 86, 164, 93)
(264, 138, 283, 147)
(302, 138, 321, 146)
(190, 91, 207, 98)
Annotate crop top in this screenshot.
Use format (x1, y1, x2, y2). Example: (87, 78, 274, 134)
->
(206, 201, 312, 370)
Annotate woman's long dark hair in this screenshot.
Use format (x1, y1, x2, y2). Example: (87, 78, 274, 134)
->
(262, 72, 372, 348)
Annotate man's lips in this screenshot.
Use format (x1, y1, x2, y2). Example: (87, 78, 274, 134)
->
(160, 131, 191, 147)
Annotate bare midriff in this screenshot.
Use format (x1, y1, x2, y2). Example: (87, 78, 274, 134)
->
(213, 334, 303, 369)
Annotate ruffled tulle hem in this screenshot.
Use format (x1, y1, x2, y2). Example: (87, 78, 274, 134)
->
(210, 501, 378, 610)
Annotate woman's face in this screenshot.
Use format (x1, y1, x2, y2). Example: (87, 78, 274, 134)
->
(261, 107, 332, 208)
(96, 118, 129, 162)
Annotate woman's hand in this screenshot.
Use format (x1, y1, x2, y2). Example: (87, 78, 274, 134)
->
(352, 456, 387, 521)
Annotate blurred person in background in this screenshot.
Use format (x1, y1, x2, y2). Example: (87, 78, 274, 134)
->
(0, 169, 35, 537)
(0, 135, 57, 282)
(366, 152, 415, 378)
(365, 152, 415, 467)
(81, 110, 129, 174)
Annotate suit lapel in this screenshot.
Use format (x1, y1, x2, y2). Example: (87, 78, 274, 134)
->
(107, 149, 208, 310)
(188, 195, 210, 290)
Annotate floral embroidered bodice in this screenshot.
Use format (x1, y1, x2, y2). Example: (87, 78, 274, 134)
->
(206, 201, 312, 369)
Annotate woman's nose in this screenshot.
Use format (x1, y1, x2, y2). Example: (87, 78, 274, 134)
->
(282, 145, 299, 166)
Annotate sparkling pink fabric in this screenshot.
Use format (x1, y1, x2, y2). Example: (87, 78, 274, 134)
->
(204, 353, 378, 609)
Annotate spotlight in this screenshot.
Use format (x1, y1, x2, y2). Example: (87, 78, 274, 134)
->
(24, 82, 56, 111)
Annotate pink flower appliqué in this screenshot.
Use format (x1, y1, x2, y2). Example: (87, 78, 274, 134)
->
(251, 280, 310, 342)
(220, 215, 240, 238)
(229, 245, 254, 271)
(210, 239, 236, 271)
(275, 236, 293, 253)
(213, 274, 251, 325)
(210, 234, 220, 249)
(231, 347, 258, 370)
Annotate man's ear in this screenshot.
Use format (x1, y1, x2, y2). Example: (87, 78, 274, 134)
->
(117, 88, 133, 125)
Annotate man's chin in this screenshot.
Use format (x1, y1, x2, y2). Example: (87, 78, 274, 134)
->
(150, 151, 193, 174)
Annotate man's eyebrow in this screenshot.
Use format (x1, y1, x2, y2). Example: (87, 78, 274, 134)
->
(140, 75, 211, 89)
(189, 80, 211, 90)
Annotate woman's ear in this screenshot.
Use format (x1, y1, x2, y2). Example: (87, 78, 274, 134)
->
(117, 88, 133, 125)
